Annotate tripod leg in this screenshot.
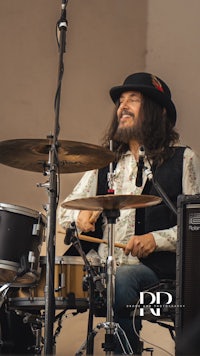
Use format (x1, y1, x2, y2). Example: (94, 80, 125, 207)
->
(86, 303, 95, 354)
(114, 323, 133, 354)
(75, 278, 97, 356)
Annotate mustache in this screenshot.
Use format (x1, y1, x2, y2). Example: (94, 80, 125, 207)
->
(119, 110, 135, 119)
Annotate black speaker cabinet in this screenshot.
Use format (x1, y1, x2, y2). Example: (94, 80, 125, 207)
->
(176, 194, 200, 355)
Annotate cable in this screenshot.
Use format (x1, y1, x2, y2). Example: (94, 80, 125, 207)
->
(132, 290, 174, 356)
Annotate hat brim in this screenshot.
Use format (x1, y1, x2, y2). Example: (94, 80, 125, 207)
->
(110, 84, 176, 125)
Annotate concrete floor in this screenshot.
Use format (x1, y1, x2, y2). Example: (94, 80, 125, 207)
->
(55, 311, 175, 355)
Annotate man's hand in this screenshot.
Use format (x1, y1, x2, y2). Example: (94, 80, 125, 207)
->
(76, 210, 100, 232)
(124, 233, 156, 258)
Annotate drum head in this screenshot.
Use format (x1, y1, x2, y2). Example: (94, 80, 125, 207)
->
(0, 263, 39, 287)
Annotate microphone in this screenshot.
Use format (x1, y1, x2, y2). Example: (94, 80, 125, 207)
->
(107, 140, 115, 194)
(64, 222, 76, 245)
(57, 0, 68, 34)
(136, 146, 145, 187)
(60, 0, 67, 24)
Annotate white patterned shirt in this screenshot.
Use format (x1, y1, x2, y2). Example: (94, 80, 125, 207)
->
(58, 147, 200, 265)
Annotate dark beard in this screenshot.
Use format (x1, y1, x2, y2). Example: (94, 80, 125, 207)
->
(114, 125, 142, 144)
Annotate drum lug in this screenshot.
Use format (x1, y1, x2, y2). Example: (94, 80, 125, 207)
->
(32, 224, 41, 236)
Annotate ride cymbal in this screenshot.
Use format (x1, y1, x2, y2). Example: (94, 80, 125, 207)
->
(61, 194, 162, 211)
(0, 139, 115, 173)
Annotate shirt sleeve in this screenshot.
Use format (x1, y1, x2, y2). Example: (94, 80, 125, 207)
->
(153, 147, 200, 251)
(57, 169, 98, 229)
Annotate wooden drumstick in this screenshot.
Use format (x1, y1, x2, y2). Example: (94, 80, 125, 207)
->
(78, 234, 126, 249)
(89, 210, 101, 223)
(58, 229, 126, 249)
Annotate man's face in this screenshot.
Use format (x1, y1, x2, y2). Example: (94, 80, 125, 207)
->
(115, 91, 143, 143)
(117, 91, 142, 128)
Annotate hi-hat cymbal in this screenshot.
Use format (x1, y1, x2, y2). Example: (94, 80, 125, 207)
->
(61, 194, 162, 210)
(0, 139, 115, 173)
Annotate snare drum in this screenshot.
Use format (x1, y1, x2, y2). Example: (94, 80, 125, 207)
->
(10, 256, 89, 310)
(36, 256, 87, 299)
(0, 203, 46, 286)
(9, 257, 108, 313)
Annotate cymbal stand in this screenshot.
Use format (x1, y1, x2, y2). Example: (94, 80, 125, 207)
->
(98, 208, 133, 355)
(75, 209, 133, 355)
(94, 141, 132, 355)
(73, 228, 133, 356)
(100, 140, 133, 354)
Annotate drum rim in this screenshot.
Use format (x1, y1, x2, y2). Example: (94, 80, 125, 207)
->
(0, 259, 19, 270)
(39, 255, 84, 265)
(0, 202, 46, 222)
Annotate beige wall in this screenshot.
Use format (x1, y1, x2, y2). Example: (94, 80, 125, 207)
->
(0, 0, 147, 212)
(146, 0, 200, 154)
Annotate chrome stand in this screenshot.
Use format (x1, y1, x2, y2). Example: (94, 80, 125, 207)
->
(75, 208, 133, 355)
(100, 209, 133, 355)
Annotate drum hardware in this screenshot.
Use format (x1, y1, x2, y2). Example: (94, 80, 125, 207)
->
(22, 309, 70, 355)
(72, 208, 133, 356)
(0, 283, 11, 308)
(7, 296, 89, 312)
(64, 224, 106, 297)
(64, 223, 111, 355)
(98, 208, 133, 355)
(62, 194, 162, 355)
(5, 302, 87, 355)
(21, 311, 44, 355)
(64, 220, 133, 354)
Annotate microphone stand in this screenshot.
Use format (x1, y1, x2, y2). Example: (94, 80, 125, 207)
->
(43, 2, 68, 355)
(64, 224, 106, 356)
(144, 167, 177, 216)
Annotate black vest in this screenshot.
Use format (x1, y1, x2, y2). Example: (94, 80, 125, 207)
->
(96, 146, 186, 279)
(65, 147, 186, 279)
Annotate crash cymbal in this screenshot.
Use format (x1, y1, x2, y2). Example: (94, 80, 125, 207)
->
(0, 139, 115, 173)
(61, 194, 162, 210)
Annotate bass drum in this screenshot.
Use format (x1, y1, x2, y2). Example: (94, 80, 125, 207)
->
(0, 203, 46, 286)
(0, 305, 36, 355)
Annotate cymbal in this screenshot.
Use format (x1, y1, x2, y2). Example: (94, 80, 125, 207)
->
(61, 194, 162, 210)
(0, 139, 115, 173)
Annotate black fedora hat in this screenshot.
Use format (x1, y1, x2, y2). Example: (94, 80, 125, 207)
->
(110, 72, 176, 125)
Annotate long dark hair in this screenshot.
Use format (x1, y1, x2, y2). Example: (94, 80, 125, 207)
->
(101, 96, 180, 165)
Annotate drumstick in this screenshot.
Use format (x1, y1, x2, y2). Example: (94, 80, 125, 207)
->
(58, 230, 126, 249)
(78, 234, 126, 249)
(89, 210, 101, 223)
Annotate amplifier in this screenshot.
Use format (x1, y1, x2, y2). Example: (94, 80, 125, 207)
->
(176, 194, 200, 355)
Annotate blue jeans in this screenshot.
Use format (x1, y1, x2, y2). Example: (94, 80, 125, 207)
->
(114, 263, 159, 354)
